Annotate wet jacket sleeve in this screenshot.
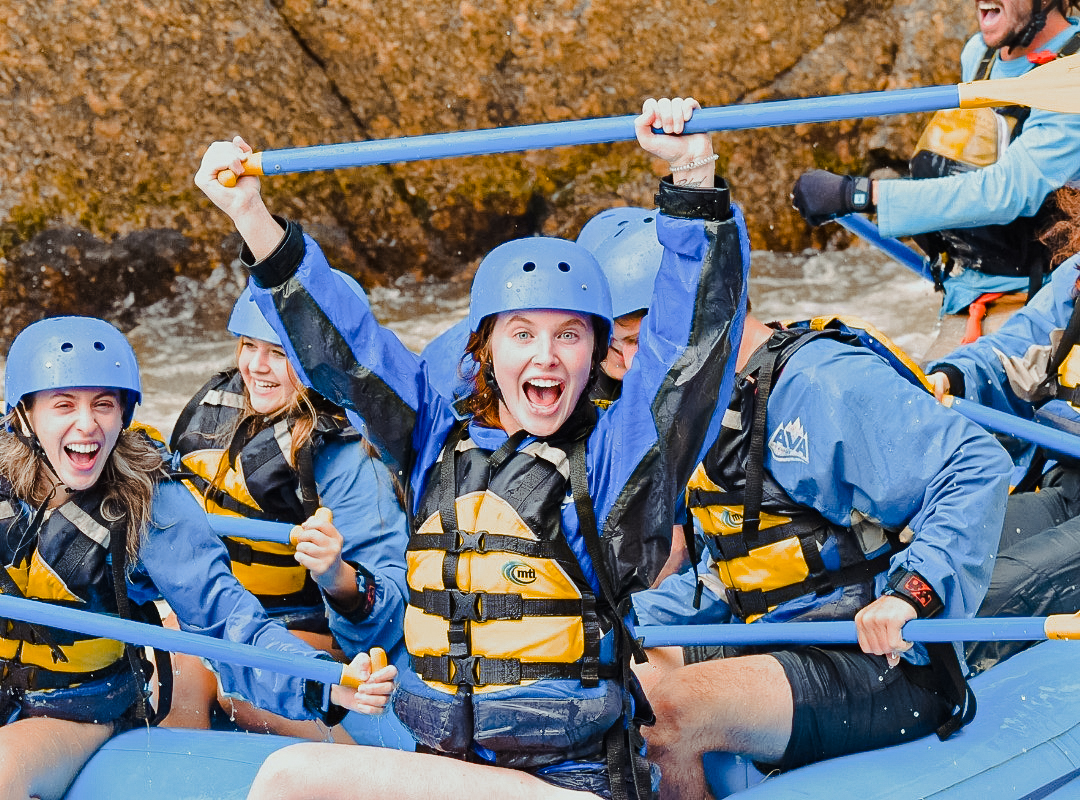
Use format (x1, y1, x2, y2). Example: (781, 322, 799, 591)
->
(877, 29, 1080, 238)
(928, 255, 1080, 416)
(766, 341, 1011, 624)
(242, 220, 455, 494)
(589, 181, 750, 598)
(128, 481, 331, 721)
(313, 439, 409, 663)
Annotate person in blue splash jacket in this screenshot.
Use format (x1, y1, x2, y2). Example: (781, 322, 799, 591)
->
(196, 96, 747, 800)
(927, 193, 1080, 674)
(632, 305, 1011, 798)
(793, 0, 1080, 357)
(0, 316, 392, 800)
(163, 284, 411, 747)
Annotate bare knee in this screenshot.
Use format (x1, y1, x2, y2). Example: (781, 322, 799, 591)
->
(248, 743, 321, 800)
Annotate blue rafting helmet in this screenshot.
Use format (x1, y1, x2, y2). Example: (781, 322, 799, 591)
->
(575, 206, 657, 254)
(582, 208, 663, 320)
(468, 237, 613, 338)
(5, 316, 142, 427)
(228, 270, 370, 345)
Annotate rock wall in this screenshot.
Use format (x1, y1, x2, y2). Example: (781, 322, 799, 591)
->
(0, 0, 974, 342)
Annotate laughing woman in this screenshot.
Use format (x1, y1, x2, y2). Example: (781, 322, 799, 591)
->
(162, 285, 409, 743)
(0, 316, 393, 800)
(195, 96, 748, 800)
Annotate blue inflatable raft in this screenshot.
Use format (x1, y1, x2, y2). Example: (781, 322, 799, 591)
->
(65, 640, 1080, 799)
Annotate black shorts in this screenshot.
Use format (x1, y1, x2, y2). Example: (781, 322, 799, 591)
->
(764, 646, 952, 773)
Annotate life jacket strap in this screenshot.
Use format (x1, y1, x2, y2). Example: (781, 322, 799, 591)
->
(0, 654, 128, 693)
(413, 653, 616, 687)
(407, 530, 565, 560)
(725, 551, 893, 620)
(410, 588, 587, 623)
(223, 537, 300, 568)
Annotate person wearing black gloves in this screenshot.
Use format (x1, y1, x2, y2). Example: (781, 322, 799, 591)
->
(793, 0, 1080, 359)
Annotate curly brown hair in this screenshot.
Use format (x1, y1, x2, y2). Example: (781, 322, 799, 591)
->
(1042, 187, 1080, 266)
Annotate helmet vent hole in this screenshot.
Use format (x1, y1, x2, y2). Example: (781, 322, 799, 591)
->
(522, 262, 536, 272)
(557, 262, 571, 273)
(60, 342, 74, 352)
(93, 341, 106, 351)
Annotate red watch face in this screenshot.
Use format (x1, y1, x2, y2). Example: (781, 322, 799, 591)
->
(902, 574, 934, 608)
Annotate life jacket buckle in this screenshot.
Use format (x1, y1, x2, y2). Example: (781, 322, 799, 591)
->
(456, 530, 487, 554)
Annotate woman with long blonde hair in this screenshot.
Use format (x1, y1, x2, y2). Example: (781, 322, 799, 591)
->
(163, 285, 409, 743)
(0, 316, 390, 800)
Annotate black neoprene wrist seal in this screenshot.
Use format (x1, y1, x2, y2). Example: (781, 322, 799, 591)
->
(883, 568, 943, 618)
(656, 176, 732, 221)
(848, 176, 873, 213)
(303, 653, 349, 726)
(325, 562, 379, 622)
(929, 365, 966, 399)
(243, 215, 306, 289)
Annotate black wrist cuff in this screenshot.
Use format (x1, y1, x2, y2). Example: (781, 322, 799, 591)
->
(303, 653, 349, 726)
(847, 176, 874, 214)
(656, 176, 732, 221)
(883, 568, 943, 618)
(325, 562, 379, 623)
(931, 364, 966, 399)
(242, 216, 307, 289)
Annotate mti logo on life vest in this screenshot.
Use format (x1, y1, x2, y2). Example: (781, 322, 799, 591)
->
(503, 561, 538, 585)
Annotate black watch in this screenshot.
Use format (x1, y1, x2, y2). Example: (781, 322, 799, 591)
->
(883, 568, 943, 618)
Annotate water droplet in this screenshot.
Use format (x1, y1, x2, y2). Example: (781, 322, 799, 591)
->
(913, 711, 919, 718)
(900, 728, 906, 735)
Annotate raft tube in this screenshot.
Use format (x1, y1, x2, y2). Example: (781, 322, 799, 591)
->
(64, 640, 1080, 798)
(707, 639, 1080, 798)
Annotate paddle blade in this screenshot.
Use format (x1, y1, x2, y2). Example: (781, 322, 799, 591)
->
(958, 53, 1080, 112)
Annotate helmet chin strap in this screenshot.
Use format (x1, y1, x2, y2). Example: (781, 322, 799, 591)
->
(12, 403, 71, 500)
(1005, 0, 1051, 49)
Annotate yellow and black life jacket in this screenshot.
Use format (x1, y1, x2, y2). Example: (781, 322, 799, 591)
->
(395, 413, 653, 798)
(170, 369, 360, 614)
(0, 480, 156, 723)
(910, 34, 1080, 294)
(687, 318, 927, 624)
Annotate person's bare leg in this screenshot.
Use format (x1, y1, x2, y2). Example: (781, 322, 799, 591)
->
(632, 645, 686, 698)
(247, 744, 601, 800)
(159, 648, 219, 729)
(0, 717, 113, 800)
(220, 695, 356, 742)
(645, 654, 793, 800)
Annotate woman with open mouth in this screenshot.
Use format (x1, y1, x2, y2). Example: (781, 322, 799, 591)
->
(0, 315, 393, 799)
(195, 94, 748, 800)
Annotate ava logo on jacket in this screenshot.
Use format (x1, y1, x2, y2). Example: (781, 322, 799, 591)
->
(768, 418, 809, 464)
(503, 561, 538, 585)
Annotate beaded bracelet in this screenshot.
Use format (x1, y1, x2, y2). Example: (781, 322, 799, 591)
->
(670, 154, 719, 173)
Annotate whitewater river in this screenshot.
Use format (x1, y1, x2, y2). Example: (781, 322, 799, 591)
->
(1, 245, 939, 437)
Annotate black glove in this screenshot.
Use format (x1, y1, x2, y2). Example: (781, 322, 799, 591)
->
(791, 169, 873, 226)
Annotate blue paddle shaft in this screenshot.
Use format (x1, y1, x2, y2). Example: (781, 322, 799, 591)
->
(257, 86, 960, 174)
(636, 617, 1051, 648)
(209, 514, 294, 544)
(0, 594, 342, 685)
(836, 214, 933, 282)
(947, 397, 1080, 461)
